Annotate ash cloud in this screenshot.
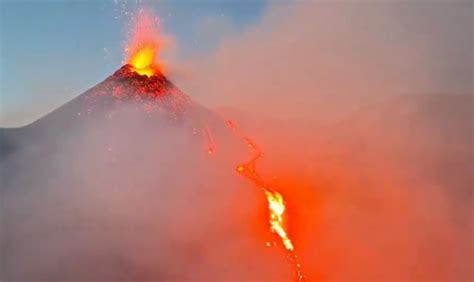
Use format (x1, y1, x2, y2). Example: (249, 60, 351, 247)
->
(173, 0, 473, 280)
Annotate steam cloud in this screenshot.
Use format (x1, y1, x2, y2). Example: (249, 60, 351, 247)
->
(177, 1, 473, 279)
(1, 1, 473, 281)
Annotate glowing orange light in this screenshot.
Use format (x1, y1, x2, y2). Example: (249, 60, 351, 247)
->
(129, 45, 161, 77)
(230, 124, 305, 281)
(236, 165, 245, 173)
(126, 9, 165, 77)
(235, 157, 295, 252)
(264, 190, 294, 251)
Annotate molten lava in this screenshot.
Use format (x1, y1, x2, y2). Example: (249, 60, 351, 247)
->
(129, 45, 161, 77)
(227, 121, 305, 281)
(126, 9, 165, 77)
(237, 154, 294, 251)
(265, 190, 294, 251)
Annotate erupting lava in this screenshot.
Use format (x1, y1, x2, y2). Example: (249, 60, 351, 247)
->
(126, 9, 165, 77)
(129, 45, 160, 77)
(231, 123, 305, 281)
(265, 190, 294, 251)
(120, 8, 305, 281)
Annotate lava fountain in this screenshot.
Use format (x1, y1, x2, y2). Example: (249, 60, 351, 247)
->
(125, 9, 165, 77)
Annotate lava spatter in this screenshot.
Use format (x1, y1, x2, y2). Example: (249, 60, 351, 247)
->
(125, 9, 165, 77)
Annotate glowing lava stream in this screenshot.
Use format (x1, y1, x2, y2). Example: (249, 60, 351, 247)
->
(124, 9, 304, 280)
(229, 121, 306, 282)
(236, 153, 294, 251)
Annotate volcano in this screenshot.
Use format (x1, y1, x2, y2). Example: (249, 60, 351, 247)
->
(0, 64, 299, 281)
(18, 64, 197, 127)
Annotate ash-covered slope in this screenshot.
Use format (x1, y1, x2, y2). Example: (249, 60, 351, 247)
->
(0, 64, 219, 162)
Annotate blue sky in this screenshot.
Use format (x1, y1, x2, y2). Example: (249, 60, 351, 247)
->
(0, 0, 267, 126)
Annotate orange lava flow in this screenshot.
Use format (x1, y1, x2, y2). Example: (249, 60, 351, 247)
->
(125, 9, 165, 77)
(228, 120, 306, 282)
(236, 154, 294, 251)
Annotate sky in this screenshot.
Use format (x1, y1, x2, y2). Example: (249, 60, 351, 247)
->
(0, 0, 267, 126)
